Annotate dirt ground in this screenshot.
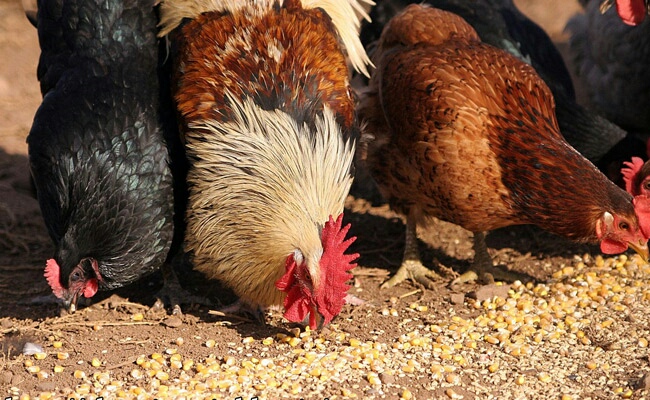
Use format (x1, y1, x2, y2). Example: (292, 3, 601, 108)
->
(4, 0, 650, 399)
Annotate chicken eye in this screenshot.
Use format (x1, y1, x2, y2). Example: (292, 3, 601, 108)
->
(644, 181, 650, 191)
(70, 271, 83, 282)
(619, 221, 630, 231)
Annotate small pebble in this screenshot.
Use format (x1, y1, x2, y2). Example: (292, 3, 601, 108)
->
(468, 284, 510, 302)
(379, 372, 395, 384)
(162, 316, 183, 328)
(637, 372, 650, 391)
(22, 342, 43, 356)
(450, 293, 465, 305)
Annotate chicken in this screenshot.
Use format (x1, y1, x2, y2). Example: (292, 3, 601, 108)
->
(599, 0, 649, 25)
(158, 0, 370, 329)
(28, 0, 177, 312)
(358, 4, 650, 289)
(567, 0, 650, 136)
(360, 0, 638, 186)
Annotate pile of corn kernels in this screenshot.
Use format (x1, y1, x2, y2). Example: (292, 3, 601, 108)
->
(7, 253, 650, 399)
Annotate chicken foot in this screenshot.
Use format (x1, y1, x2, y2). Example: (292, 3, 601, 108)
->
(152, 262, 214, 315)
(451, 232, 529, 285)
(380, 216, 441, 290)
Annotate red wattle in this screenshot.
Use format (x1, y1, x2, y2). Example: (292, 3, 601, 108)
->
(600, 238, 629, 254)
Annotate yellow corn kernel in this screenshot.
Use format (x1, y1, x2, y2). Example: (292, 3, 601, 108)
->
(538, 372, 551, 383)
(488, 362, 499, 373)
(131, 313, 144, 321)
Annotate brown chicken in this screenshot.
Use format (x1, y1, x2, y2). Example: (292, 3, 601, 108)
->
(358, 4, 650, 289)
(158, 0, 371, 328)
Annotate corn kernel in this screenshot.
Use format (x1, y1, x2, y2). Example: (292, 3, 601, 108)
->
(242, 336, 255, 344)
(156, 371, 169, 381)
(205, 339, 216, 348)
(131, 313, 144, 321)
(53, 365, 64, 373)
(400, 389, 413, 400)
(516, 375, 525, 385)
(488, 362, 499, 373)
(586, 361, 598, 370)
(56, 352, 69, 360)
(130, 369, 143, 379)
(538, 372, 551, 383)
(33, 352, 47, 360)
(73, 370, 86, 379)
(91, 358, 101, 367)
(26, 365, 40, 374)
(262, 337, 274, 345)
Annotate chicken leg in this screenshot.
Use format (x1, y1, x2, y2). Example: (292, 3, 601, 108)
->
(451, 231, 529, 285)
(152, 261, 214, 315)
(381, 216, 441, 289)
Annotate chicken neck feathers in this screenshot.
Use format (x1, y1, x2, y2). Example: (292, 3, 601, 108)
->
(187, 96, 355, 307)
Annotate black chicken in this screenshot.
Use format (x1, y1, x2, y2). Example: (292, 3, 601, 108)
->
(28, 0, 180, 312)
(359, 0, 636, 183)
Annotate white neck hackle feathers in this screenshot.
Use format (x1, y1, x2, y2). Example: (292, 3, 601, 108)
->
(157, 0, 373, 77)
(185, 95, 356, 307)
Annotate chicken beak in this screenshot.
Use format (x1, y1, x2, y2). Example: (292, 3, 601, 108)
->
(62, 292, 78, 314)
(629, 240, 649, 263)
(308, 305, 325, 330)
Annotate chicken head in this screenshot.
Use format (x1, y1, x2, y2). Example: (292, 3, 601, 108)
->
(596, 211, 649, 261)
(275, 214, 358, 330)
(45, 258, 100, 312)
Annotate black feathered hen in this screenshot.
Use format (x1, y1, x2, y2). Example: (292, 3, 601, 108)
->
(28, 0, 177, 312)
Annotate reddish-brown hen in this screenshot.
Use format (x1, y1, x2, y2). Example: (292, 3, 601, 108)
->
(158, 0, 371, 328)
(359, 4, 650, 289)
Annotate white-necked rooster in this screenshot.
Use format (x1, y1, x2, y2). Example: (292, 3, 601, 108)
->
(158, 0, 371, 329)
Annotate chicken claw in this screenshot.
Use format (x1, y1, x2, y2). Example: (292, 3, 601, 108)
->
(380, 259, 441, 289)
(381, 217, 441, 290)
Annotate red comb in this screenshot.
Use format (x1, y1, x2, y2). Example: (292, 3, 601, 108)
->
(621, 157, 645, 195)
(45, 259, 65, 298)
(313, 213, 359, 327)
(633, 195, 650, 240)
(277, 214, 359, 329)
(614, 0, 647, 25)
